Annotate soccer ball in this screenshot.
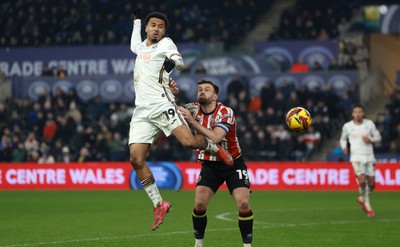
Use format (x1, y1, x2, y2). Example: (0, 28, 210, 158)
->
(285, 107, 312, 132)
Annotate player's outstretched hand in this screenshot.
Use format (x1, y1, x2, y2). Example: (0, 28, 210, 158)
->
(163, 57, 176, 73)
(178, 106, 195, 125)
(168, 77, 180, 95)
(132, 8, 142, 20)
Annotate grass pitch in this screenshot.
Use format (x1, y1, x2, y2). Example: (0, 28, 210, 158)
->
(0, 190, 399, 247)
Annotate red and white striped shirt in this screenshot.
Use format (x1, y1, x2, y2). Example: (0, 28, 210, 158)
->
(184, 102, 242, 161)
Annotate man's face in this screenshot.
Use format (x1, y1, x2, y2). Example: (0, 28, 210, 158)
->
(145, 17, 166, 43)
(352, 107, 364, 122)
(198, 83, 217, 105)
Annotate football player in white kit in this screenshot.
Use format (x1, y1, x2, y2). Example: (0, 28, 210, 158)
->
(340, 104, 382, 217)
(129, 10, 233, 231)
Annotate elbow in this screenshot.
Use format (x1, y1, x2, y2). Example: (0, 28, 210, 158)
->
(210, 136, 223, 144)
(175, 60, 184, 70)
(170, 55, 184, 70)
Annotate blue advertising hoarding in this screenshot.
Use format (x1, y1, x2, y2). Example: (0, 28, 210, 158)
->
(16, 71, 359, 103)
(253, 40, 339, 71)
(129, 162, 183, 190)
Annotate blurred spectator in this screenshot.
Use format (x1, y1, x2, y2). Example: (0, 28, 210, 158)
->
(0, 135, 12, 161)
(66, 101, 82, 124)
(301, 126, 322, 156)
(38, 142, 55, 164)
(260, 82, 276, 111)
(12, 142, 27, 162)
(43, 113, 57, 141)
(290, 59, 309, 73)
(59, 146, 72, 163)
(76, 146, 92, 162)
(69, 124, 85, 154)
(56, 65, 67, 78)
(328, 59, 340, 70)
(24, 132, 39, 153)
(41, 64, 54, 77)
(310, 61, 324, 71)
(344, 58, 357, 70)
(27, 150, 40, 162)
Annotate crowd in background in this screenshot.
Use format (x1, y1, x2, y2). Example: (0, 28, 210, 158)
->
(1, 0, 399, 163)
(0, 0, 270, 49)
(269, 0, 399, 41)
(1, 73, 399, 163)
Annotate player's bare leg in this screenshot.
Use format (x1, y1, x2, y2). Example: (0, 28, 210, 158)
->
(129, 143, 171, 230)
(173, 125, 233, 166)
(356, 174, 369, 214)
(232, 188, 253, 247)
(364, 176, 376, 217)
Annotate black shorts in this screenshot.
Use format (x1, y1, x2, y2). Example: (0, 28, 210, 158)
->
(196, 156, 250, 193)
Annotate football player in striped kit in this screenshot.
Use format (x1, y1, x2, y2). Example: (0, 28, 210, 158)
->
(177, 79, 253, 247)
(129, 10, 233, 231)
(340, 104, 382, 217)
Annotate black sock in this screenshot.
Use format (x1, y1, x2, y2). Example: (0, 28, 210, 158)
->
(238, 210, 253, 244)
(192, 208, 207, 239)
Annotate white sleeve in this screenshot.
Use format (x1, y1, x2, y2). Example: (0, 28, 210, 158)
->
(130, 19, 142, 54)
(339, 124, 348, 149)
(164, 39, 184, 70)
(369, 122, 382, 143)
(170, 53, 184, 70)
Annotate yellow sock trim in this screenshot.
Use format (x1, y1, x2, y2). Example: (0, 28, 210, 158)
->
(192, 212, 207, 218)
(238, 215, 254, 221)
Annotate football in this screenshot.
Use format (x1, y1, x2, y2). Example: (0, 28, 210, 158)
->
(285, 107, 312, 132)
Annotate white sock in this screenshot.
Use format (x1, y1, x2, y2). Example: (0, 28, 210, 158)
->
(194, 238, 204, 247)
(204, 137, 218, 153)
(359, 185, 366, 201)
(143, 182, 163, 207)
(364, 186, 372, 210)
(243, 244, 252, 247)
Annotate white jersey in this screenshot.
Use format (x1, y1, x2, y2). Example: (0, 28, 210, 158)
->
(130, 20, 184, 106)
(340, 119, 382, 162)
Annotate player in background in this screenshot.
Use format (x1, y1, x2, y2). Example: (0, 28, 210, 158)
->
(129, 10, 233, 231)
(340, 104, 381, 217)
(175, 79, 253, 247)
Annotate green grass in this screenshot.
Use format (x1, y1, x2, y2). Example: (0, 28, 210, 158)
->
(0, 190, 399, 247)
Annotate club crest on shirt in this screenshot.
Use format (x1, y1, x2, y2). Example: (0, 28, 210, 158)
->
(210, 118, 215, 127)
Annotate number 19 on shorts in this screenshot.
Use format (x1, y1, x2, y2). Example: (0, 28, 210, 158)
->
(236, 169, 248, 180)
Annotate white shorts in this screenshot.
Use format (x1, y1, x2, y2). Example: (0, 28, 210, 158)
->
(351, 162, 375, 177)
(128, 102, 186, 144)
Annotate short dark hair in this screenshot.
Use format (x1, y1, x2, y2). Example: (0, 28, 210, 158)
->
(352, 104, 364, 110)
(197, 79, 219, 94)
(145, 12, 169, 29)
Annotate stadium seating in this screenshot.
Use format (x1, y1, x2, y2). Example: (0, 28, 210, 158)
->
(0, 0, 271, 48)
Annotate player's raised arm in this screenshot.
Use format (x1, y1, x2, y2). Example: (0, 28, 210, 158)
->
(130, 9, 142, 54)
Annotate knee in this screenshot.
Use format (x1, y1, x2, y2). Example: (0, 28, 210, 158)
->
(236, 198, 250, 212)
(194, 201, 207, 212)
(358, 178, 367, 186)
(129, 154, 145, 170)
